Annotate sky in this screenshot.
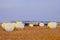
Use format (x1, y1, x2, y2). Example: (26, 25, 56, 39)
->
(0, 0, 60, 22)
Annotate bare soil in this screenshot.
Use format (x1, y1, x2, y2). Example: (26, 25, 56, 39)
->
(0, 24, 60, 40)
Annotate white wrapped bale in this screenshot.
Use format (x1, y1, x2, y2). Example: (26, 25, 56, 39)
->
(29, 24, 34, 27)
(15, 22, 25, 29)
(39, 23, 44, 27)
(48, 22, 57, 28)
(2, 23, 15, 32)
(1, 23, 6, 28)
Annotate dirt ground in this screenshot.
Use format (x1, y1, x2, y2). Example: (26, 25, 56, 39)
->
(0, 24, 60, 40)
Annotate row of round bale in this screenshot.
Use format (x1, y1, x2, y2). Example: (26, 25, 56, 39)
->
(1, 21, 57, 32)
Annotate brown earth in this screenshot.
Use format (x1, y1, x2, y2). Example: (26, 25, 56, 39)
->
(0, 24, 60, 40)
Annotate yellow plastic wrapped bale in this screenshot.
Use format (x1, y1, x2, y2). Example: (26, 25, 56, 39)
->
(48, 22, 57, 28)
(15, 22, 25, 29)
(2, 23, 15, 32)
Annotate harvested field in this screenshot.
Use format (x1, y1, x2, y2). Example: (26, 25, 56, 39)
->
(0, 24, 60, 40)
